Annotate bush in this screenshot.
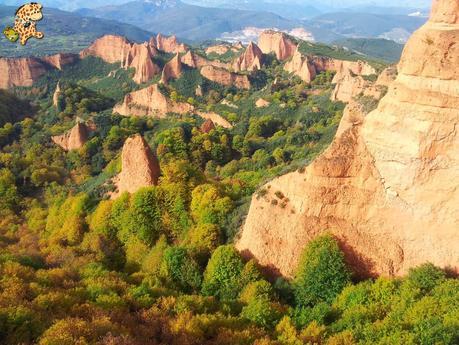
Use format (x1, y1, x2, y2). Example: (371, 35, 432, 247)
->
(294, 235, 351, 306)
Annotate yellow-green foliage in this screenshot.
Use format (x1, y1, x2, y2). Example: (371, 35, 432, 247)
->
(45, 194, 90, 246)
(87, 200, 114, 236)
(191, 184, 234, 225)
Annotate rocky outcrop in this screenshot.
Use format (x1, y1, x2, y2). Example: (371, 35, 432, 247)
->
(284, 49, 316, 83)
(53, 82, 61, 108)
(160, 53, 183, 84)
(181, 51, 229, 70)
(123, 43, 161, 84)
(155, 33, 187, 54)
(0, 57, 50, 89)
(113, 134, 160, 196)
(200, 65, 250, 89)
(237, 0, 459, 278)
(258, 30, 297, 61)
(42, 53, 78, 70)
(284, 48, 376, 86)
(232, 42, 263, 72)
(113, 84, 193, 118)
(80, 35, 160, 84)
(205, 44, 230, 55)
(331, 69, 369, 103)
(200, 119, 216, 133)
(52, 122, 89, 151)
(196, 111, 233, 129)
(256, 98, 270, 108)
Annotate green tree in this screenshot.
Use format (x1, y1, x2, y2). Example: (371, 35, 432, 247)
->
(202, 245, 244, 300)
(294, 235, 351, 306)
(161, 247, 202, 293)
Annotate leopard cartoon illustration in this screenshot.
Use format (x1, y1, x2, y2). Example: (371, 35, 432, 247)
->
(14, 2, 44, 46)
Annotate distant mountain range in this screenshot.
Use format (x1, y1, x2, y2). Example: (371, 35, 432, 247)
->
(0, 0, 427, 57)
(0, 5, 151, 57)
(75, 0, 305, 42)
(306, 12, 426, 43)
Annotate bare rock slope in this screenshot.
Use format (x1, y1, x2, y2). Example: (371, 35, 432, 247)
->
(113, 134, 160, 196)
(52, 122, 89, 151)
(237, 0, 459, 278)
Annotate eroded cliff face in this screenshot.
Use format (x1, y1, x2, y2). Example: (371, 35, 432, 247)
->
(181, 51, 229, 70)
(160, 53, 183, 84)
(113, 134, 160, 196)
(200, 65, 250, 89)
(284, 49, 317, 83)
(258, 30, 297, 61)
(81, 35, 160, 84)
(237, 0, 459, 278)
(42, 53, 78, 70)
(52, 122, 89, 151)
(0, 57, 51, 89)
(113, 84, 194, 117)
(155, 33, 187, 54)
(232, 42, 263, 72)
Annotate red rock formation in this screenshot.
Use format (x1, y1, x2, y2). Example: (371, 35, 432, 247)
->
(52, 122, 89, 151)
(255, 98, 270, 108)
(232, 42, 263, 72)
(200, 65, 250, 89)
(200, 119, 216, 133)
(258, 30, 297, 60)
(284, 49, 316, 83)
(284, 47, 377, 86)
(160, 53, 183, 84)
(113, 84, 194, 118)
(181, 50, 229, 69)
(195, 111, 233, 129)
(81, 35, 160, 84)
(155, 33, 187, 53)
(0, 57, 50, 89)
(114, 134, 160, 196)
(53, 82, 61, 108)
(42, 53, 78, 70)
(123, 43, 161, 84)
(331, 69, 368, 103)
(237, 0, 459, 278)
(205, 44, 230, 55)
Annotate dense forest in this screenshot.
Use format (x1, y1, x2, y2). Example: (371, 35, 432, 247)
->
(0, 45, 457, 345)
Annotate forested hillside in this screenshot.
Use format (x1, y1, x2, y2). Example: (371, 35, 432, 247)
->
(0, 30, 457, 345)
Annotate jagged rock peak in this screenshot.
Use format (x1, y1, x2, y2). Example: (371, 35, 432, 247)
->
(258, 30, 297, 61)
(232, 41, 263, 72)
(81, 35, 160, 84)
(114, 134, 160, 196)
(155, 33, 187, 53)
(52, 122, 89, 151)
(161, 53, 183, 84)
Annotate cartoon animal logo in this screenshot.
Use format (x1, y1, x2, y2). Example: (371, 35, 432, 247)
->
(3, 26, 19, 42)
(13, 2, 45, 45)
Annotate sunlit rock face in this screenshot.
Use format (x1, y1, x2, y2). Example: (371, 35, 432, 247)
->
(112, 134, 160, 197)
(237, 0, 459, 279)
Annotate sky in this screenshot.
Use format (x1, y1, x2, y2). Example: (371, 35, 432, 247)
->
(0, 0, 432, 8)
